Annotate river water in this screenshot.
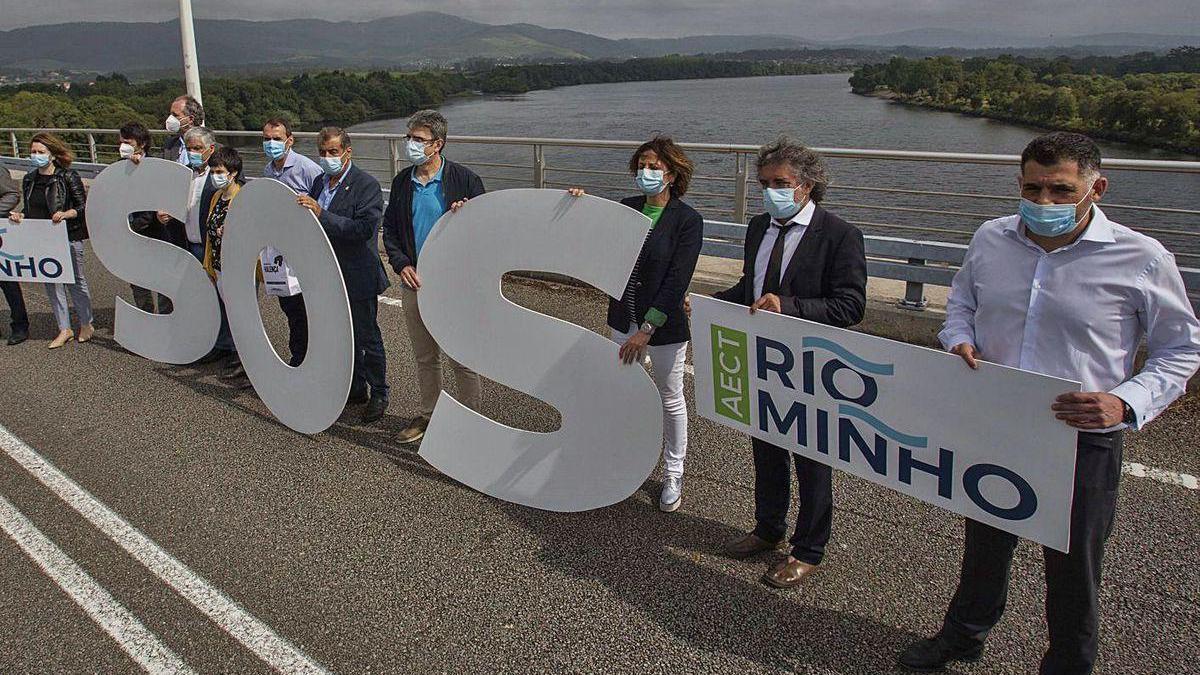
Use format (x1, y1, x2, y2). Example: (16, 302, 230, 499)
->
(346, 73, 1199, 259)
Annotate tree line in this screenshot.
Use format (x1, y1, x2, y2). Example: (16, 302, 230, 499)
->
(849, 47, 1200, 153)
(0, 56, 838, 142)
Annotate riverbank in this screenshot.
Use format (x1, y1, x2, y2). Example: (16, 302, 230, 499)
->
(853, 89, 1200, 156)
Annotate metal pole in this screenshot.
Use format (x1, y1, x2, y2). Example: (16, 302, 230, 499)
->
(732, 152, 748, 223)
(9, 132, 18, 157)
(178, 0, 203, 104)
(388, 138, 400, 176)
(86, 133, 98, 163)
(532, 144, 545, 189)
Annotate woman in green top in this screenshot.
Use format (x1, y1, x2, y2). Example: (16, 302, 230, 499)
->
(568, 136, 705, 512)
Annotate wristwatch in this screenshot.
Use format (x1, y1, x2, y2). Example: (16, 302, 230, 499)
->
(639, 321, 656, 336)
(1122, 401, 1135, 425)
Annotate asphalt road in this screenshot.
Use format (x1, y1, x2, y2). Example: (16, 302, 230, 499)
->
(1, 248, 1197, 674)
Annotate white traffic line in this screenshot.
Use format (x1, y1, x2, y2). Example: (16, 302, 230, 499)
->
(377, 295, 403, 308)
(0, 495, 197, 675)
(0, 424, 330, 675)
(1122, 462, 1199, 490)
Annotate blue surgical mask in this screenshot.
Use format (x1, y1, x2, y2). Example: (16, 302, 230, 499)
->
(634, 168, 667, 196)
(1019, 188, 1093, 238)
(319, 153, 345, 176)
(405, 139, 431, 165)
(211, 173, 231, 189)
(30, 153, 51, 168)
(263, 140, 288, 161)
(187, 151, 205, 169)
(763, 187, 802, 221)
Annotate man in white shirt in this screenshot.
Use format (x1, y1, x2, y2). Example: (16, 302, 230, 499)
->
(261, 117, 323, 367)
(899, 132, 1200, 674)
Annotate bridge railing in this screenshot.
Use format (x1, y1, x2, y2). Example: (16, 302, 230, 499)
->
(4, 127, 1198, 312)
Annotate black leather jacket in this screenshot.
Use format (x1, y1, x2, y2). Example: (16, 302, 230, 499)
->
(21, 165, 88, 241)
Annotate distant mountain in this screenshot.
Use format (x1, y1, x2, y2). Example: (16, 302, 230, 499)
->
(834, 27, 1196, 50)
(0, 12, 819, 74)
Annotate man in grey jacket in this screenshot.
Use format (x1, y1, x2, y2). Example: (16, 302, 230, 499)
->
(0, 170, 28, 344)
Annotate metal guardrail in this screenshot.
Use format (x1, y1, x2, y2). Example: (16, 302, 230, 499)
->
(4, 128, 1199, 312)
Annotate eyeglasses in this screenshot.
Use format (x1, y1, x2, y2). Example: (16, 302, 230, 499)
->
(404, 135, 436, 145)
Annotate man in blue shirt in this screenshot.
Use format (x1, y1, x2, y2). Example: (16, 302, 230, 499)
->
(262, 117, 323, 367)
(382, 109, 486, 444)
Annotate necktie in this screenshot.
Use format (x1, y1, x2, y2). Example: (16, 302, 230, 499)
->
(762, 221, 796, 296)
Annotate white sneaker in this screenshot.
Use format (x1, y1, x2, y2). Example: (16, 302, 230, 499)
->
(659, 475, 683, 512)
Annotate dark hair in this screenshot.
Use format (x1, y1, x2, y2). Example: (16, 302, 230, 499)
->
(1021, 132, 1101, 177)
(263, 116, 293, 137)
(207, 146, 244, 184)
(628, 135, 694, 198)
(118, 120, 151, 151)
(756, 136, 829, 203)
(30, 132, 74, 169)
(318, 126, 351, 150)
(408, 109, 448, 144)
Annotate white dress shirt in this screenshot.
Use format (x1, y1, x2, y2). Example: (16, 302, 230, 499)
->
(940, 206, 1200, 430)
(184, 168, 210, 245)
(753, 199, 816, 299)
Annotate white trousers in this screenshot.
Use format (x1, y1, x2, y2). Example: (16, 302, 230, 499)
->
(611, 327, 689, 478)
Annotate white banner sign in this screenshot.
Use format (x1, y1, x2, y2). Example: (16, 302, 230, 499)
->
(690, 295, 1081, 551)
(0, 219, 76, 284)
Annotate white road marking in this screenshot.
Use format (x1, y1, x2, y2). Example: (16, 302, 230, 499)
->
(0, 424, 330, 675)
(377, 295, 403, 308)
(0, 495, 197, 675)
(1122, 462, 1199, 490)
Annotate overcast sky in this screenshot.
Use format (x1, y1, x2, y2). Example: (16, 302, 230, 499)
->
(2, 0, 1197, 39)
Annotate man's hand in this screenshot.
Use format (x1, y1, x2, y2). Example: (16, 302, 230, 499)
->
(449, 198, 469, 213)
(750, 293, 782, 314)
(400, 265, 421, 291)
(1052, 392, 1126, 430)
(567, 188, 585, 197)
(297, 194, 322, 217)
(7, 212, 22, 224)
(684, 296, 691, 317)
(156, 211, 172, 224)
(619, 330, 651, 365)
(950, 343, 981, 369)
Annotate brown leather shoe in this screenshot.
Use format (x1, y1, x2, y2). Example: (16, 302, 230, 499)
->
(725, 532, 786, 560)
(762, 558, 819, 589)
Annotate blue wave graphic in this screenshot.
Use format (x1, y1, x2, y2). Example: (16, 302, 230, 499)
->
(801, 337, 894, 375)
(838, 404, 928, 448)
(0, 251, 22, 261)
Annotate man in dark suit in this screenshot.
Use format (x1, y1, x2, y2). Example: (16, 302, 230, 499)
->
(714, 137, 867, 589)
(381, 109, 485, 444)
(298, 127, 390, 424)
(0, 170, 28, 345)
(162, 95, 204, 165)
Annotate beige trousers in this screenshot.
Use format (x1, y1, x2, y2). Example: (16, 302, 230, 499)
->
(400, 286, 482, 418)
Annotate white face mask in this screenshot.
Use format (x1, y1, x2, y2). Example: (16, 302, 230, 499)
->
(165, 114, 182, 134)
(211, 173, 231, 189)
(119, 143, 136, 159)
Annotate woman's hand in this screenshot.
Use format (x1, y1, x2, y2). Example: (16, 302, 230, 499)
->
(567, 188, 585, 197)
(618, 330, 651, 365)
(51, 211, 70, 224)
(8, 212, 22, 224)
(156, 211, 172, 224)
(216, 225, 224, 238)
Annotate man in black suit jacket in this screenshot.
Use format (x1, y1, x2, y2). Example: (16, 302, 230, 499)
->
(381, 109, 485, 445)
(299, 127, 390, 424)
(714, 137, 867, 589)
(162, 94, 204, 165)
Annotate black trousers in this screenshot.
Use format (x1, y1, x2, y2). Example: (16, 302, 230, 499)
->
(348, 293, 388, 401)
(277, 293, 308, 367)
(941, 431, 1124, 675)
(750, 438, 834, 565)
(2, 281, 28, 334)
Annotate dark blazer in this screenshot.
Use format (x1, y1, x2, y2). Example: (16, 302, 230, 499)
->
(607, 195, 704, 346)
(714, 204, 867, 328)
(381, 158, 485, 273)
(308, 163, 389, 299)
(0, 171, 20, 217)
(162, 135, 185, 162)
(21, 166, 88, 241)
(164, 171, 217, 250)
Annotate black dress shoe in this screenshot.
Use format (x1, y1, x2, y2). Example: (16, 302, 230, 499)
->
(347, 390, 370, 405)
(898, 634, 984, 672)
(194, 348, 233, 365)
(6, 331, 28, 346)
(361, 397, 388, 424)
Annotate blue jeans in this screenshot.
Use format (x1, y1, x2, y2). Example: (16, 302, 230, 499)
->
(45, 240, 93, 332)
